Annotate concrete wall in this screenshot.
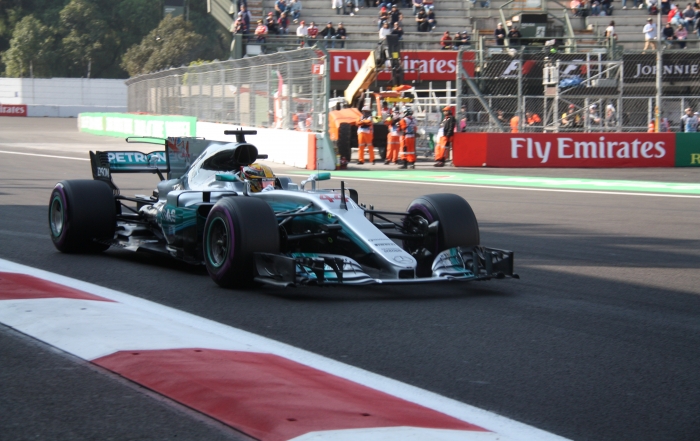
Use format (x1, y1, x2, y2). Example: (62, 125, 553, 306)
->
(0, 78, 127, 117)
(197, 122, 312, 169)
(75, 112, 337, 170)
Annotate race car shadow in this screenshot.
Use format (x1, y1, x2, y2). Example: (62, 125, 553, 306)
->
(261, 281, 517, 302)
(105, 248, 209, 277)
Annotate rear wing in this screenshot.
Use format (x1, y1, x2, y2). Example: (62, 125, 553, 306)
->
(90, 131, 265, 192)
(90, 137, 212, 191)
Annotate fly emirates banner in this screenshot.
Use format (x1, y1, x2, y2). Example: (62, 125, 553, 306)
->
(328, 50, 475, 81)
(453, 133, 676, 167)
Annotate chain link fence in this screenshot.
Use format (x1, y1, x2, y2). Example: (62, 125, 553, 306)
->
(125, 48, 328, 132)
(457, 47, 700, 132)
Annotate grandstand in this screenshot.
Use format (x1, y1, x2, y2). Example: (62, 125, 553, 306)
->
(209, 0, 700, 52)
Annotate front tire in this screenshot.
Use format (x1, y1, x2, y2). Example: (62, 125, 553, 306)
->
(49, 180, 116, 253)
(403, 193, 480, 276)
(203, 197, 280, 288)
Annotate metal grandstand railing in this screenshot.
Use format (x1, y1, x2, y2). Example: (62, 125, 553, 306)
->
(125, 48, 328, 131)
(456, 46, 700, 132)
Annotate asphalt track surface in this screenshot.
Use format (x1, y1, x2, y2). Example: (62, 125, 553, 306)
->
(1, 118, 699, 441)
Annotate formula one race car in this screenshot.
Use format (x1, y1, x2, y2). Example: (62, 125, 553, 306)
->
(48, 130, 516, 288)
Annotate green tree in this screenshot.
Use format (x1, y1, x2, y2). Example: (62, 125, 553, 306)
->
(114, 0, 162, 52)
(59, 0, 122, 78)
(1, 15, 57, 77)
(121, 15, 207, 77)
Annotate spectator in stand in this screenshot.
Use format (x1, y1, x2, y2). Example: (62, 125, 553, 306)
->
(496, 109, 507, 126)
(604, 104, 617, 130)
(426, 6, 437, 31)
(390, 5, 403, 25)
(526, 111, 542, 131)
(278, 12, 290, 34)
(391, 21, 404, 39)
(561, 104, 582, 129)
(296, 20, 308, 46)
(601, 0, 613, 15)
(266, 12, 279, 34)
(416, 7, 429, 32)
(413, 0, 424, 14)
(494, 22, 506, 45)
(289, 0, 302, 23)
(332, 0, 343, 14)
(289, 0, 301, 24)
(507, 26, 522, 46)
(275, 0, 287, 18)
(335, 22, 347, 47)
(622, 0, 643, 9)
(669, 4, 682, 25)
(605, 20, 617, 42)
(232, 18, 247, 36)
(320, 22, 337, 47)
(662, 22, 677, 46)
(342, 0, 358, 15)
(254, 19, 268, 42)
(307, 21, 319, 39)
(586, 104, 602, 130)
(643, 18, 657, 52)
(458, 105, 468, 132)
(378, 6, 389, 29)
(661, 0, 670, 14)
(676, 23, 688, 47)
(237, 0, 248, 12)
(423, 0, 434, 9)
(440, 31, 453, 49)
(682, 4, 696, 31)
(237, 5, 252, 31)
(695, 5, 700, 37)
(648, 0, 659, 14)
(379, 21, 393, 38)
(454, 30, 471, 47)
(591, 1, 601, 16)
(681, 107, 699, 131)
(571, 0, 584, 16)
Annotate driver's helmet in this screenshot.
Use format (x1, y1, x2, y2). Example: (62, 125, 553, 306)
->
(403, 106, 413, 116)
(242, 163, 276, 192)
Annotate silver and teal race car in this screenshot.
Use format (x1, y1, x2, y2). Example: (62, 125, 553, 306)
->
(48, 130, 516, 288)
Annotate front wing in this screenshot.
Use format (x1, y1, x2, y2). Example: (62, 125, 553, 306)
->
(253, 246, 517, 288)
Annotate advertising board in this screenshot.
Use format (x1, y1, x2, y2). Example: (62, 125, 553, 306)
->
(453, 133, 676, 167)
(0, 104, 27, 117)
(78, 113, 196, 138)
(674, 133, 700, 167)
(328, 50, 475, 81)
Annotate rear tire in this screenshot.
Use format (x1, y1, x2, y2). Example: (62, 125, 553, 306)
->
(49, 180, 116, 253)
(203, 197, 280, 288)
(403, 193, 480, 276)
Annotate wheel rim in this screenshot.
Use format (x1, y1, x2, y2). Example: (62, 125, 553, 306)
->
(206, 217, 229, 268)
(49, 195, 64, 238)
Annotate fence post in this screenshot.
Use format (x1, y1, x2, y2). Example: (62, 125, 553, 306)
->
(287, 61, 294, 130)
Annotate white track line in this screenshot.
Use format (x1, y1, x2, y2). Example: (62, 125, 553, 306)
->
(309, 175, 700, 199)
(0, 150, 88, 161)
(3, 148, 696, 199)
(0, 258, 569, 441)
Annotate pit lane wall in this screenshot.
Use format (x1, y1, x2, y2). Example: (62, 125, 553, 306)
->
(453, 133, 700, 167)
(77, 113, 333, 170)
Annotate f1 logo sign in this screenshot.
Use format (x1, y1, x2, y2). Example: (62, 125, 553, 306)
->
(312, 64, 325, 75)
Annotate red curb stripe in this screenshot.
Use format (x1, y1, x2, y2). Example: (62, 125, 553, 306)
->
(0, 272, 112, 302)
(94, 349, 487, 441)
